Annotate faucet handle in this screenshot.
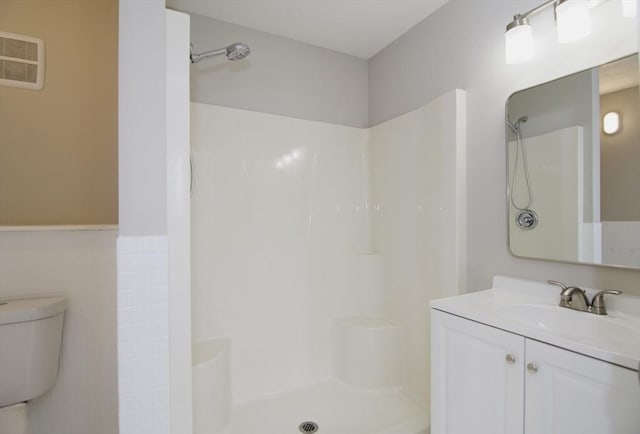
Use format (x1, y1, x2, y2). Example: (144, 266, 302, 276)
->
(590, 290, 622, 315)
(547, 280, 568, 291)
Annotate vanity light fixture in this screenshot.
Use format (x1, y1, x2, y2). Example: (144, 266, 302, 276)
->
(555, 0, 592, 43)
(603, 111, 620, 135)
(505, 15, 533, 64)
(505, 0, 592, 64)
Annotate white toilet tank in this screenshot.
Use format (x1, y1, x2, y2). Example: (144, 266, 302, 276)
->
(0, 297, 68, 407)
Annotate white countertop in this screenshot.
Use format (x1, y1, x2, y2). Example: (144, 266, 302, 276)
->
(431, 275, 640, 371)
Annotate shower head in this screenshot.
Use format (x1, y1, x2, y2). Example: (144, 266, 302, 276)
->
(225, 42, 250, 61)
(514, 116, 528, 130)
(508, 115, 528, 134)
(190, 42, 251, 64)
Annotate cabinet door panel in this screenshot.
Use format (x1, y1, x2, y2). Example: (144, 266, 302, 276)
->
(525, 339, 640, 434)
(431, 310, 525, 434)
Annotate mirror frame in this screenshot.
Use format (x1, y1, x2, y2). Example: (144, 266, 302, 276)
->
(505, 53, 640, 270)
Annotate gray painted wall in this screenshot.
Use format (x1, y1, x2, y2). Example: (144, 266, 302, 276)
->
(119, 0, 167, 236)
(369, 0, 640, 293)
(508, 69, 594, 141)
(189, 14, 369, 128)
(601, 86, 640, 221)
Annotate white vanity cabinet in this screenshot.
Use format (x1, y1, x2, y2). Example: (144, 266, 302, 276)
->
(431, 309, 640, 434)
(525, 339, 640, 434)
(431, 310, 525, 434)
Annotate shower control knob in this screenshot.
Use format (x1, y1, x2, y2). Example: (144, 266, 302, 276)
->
(516, 209, 539, 230)
(505, 354, 516, 365)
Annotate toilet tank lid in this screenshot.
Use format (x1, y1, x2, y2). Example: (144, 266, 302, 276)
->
(0, 297, 68, 326)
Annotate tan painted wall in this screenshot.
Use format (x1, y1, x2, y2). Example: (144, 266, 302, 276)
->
(601, 86, 640, 222)
(0, 0, 117, 225)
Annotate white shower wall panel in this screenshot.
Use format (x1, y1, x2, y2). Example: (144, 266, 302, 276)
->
(508, 126, 584, 263)
(190, 103, 382, 404)
(370, 89, 467, 407)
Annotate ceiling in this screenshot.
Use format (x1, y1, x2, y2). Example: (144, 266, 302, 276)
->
(167, 0, 449, 59)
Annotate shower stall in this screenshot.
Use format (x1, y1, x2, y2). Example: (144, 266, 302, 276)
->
(166, 10, 467, 434)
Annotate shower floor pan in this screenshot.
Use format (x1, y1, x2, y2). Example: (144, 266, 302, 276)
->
(228, 379, 429, 434)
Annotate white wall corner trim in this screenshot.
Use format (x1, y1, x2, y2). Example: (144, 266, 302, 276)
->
(166, 8, 193, 434)
(454, 88, 468, 295)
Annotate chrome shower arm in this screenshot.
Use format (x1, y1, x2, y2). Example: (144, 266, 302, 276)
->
(190, 45, 227, 63)
(190, 42, 250, 63)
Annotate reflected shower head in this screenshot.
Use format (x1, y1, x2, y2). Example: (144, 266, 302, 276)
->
(190, 42, 251, 63)
(514, 116, 528, 130)
(508, 115, 528, 134)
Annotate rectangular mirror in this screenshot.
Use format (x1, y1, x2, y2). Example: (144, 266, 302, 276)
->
(506, 53, 639, 269)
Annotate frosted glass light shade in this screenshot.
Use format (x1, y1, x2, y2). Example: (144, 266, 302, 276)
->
(622, 0, 637, 18)
(556, 0, 591, 44)
(603, 112, 620, 135)
(505, 24, 533, 64)
(556, 0, 591, 43)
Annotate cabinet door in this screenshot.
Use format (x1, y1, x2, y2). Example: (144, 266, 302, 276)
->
(525, 339, 640, 434)
(431, 310, 525, 434)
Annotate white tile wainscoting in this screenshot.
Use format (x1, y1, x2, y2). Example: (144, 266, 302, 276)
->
(117, 236, 170, 434)
(0, 229, 117, 434)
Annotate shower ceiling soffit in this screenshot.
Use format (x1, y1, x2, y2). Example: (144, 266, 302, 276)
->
(167, 0, 449, 59)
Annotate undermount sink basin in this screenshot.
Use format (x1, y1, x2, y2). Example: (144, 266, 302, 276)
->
(496, 303, 640, 348)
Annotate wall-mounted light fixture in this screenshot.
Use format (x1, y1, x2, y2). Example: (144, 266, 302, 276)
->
(505, 15, 533, 64)
(603, 111, 621, 134)
(505, 0, 593, 64)
(556, 0, 592, 43)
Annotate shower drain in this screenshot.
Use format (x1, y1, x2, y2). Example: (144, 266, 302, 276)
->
(298, 421, 319, 433)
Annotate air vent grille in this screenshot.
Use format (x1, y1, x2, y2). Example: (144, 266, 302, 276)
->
(0, 32, 45, 90)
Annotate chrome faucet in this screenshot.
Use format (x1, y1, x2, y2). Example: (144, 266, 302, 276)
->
(547, 280, 621, 315)
(590, 290, 623, 315)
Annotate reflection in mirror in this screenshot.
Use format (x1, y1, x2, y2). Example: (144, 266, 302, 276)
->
(506, 53, 639, 269)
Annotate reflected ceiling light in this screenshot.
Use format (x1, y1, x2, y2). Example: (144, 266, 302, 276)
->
(505, 0, 593, 64)
(603, 112, 620, 135)
(555, 0, 591, 43)
(622, 0, 637, 17)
